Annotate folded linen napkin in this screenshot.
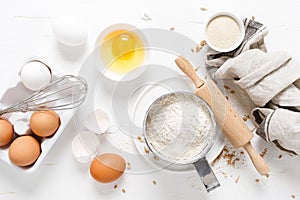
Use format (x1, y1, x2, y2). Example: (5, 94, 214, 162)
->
(253, 107, 300, 155)
(213, 49, 300, 154)
(205, 18, 268, 68)
(214, 49, 300, 107)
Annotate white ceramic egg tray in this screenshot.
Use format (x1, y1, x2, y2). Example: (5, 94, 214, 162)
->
(0, 59, 74, 173)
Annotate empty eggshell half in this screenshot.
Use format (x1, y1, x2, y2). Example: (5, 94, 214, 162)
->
(8, 112, 31, 136)
(14, 119, 31, 136)
(84, 109, 110, 135)
(72, 131, 99, 163)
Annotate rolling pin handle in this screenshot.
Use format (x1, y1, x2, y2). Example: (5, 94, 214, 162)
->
(175, 56, 205, 88)
(244, 142, 270, 175)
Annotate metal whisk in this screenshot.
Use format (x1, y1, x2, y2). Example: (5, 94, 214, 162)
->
(0, 75, 88, 115)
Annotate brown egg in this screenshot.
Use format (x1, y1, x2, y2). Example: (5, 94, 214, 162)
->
(9, 136, 40, 167)
(90, 153, 126, 183)
(30, 110, 60, 137)
(0, 118, 14, 147)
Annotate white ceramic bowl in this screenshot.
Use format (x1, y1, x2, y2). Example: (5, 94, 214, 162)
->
(204, 12, 245, 52)
(95, 23, 149, 82)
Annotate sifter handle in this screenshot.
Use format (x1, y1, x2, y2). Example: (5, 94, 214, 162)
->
(193, 157, 220, 192)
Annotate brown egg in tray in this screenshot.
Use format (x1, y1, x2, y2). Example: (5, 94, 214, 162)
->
(0, 58, 76, 173)
(0, 110, 60, 168)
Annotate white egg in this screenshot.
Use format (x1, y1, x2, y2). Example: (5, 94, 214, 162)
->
(20, 61, 52, 91)
(52, 16, 88, 46)
(72, 131, 99, 163)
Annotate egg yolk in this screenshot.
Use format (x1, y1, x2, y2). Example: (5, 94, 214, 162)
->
(100, 29, 145, 74)
(111, 34, 135, 60)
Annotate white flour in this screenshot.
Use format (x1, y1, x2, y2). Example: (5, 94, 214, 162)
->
(145, 93, 214, 161)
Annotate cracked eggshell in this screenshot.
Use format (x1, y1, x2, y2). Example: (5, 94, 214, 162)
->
(84, 109, 110, 134)
(14, 119, 31, 136)
(8, 112, 31, 136)
(143, 8, 152, 19)
(72, 131, 99, 163)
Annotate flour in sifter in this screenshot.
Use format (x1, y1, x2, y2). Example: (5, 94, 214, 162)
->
(145, 93, 214, 161)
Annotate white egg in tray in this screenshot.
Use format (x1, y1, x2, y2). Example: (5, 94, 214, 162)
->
(0, 57, 75, 173)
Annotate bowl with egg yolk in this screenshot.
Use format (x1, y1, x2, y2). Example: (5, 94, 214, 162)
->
(95, 23, 149, 82)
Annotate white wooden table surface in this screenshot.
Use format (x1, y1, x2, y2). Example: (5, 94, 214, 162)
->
(0, 0, 299, 199)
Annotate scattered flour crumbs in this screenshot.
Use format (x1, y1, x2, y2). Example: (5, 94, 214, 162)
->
(146, 93, 214, 161)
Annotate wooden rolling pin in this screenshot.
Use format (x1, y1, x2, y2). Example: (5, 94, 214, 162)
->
(175, 56, 270, 175)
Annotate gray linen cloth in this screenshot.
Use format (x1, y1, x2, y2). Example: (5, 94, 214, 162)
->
(204, 17, 300, 154)
(213, 49, 300, 154)
(253, 107, 300, 155)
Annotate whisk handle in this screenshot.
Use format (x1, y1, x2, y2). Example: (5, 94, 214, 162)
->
(0, 104, 28, 116)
